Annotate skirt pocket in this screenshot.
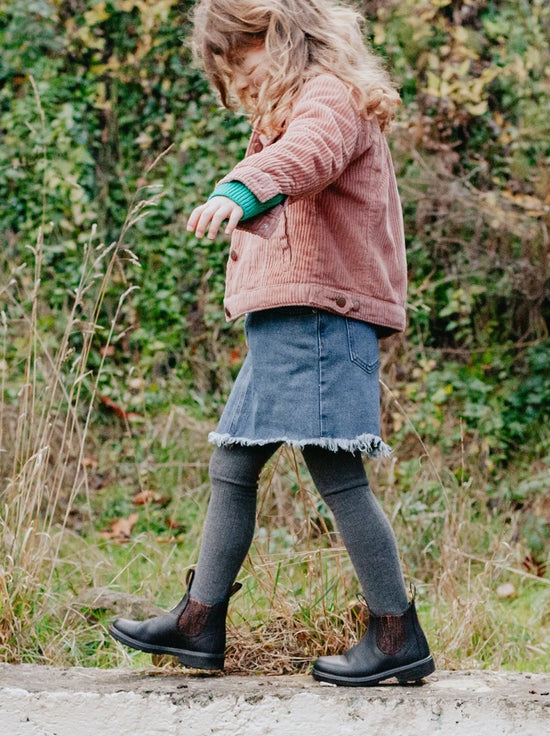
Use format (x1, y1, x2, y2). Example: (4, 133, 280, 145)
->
(345, 318, 380, 374)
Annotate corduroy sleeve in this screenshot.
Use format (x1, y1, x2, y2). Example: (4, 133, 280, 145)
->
(208, 181, 285, 220)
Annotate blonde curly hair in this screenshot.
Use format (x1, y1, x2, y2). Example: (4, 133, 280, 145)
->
(191, 0, 400, 137)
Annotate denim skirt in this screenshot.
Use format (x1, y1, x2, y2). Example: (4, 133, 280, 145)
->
(208, 307, 391, 458)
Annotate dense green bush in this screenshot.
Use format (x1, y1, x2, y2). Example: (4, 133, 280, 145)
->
(1, 0, 548, 445)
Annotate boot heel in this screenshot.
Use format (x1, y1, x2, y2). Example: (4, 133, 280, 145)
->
(396, 656, 435, 683)
(178, 650, 225, 671)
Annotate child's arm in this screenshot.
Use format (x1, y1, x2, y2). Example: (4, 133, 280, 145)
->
(187, 183, 285, 240)
(187, 75, 364, 240)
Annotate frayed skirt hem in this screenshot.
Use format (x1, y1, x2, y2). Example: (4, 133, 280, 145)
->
(208, 432, 392, 459)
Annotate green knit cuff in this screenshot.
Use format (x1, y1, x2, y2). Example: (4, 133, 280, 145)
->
(209, 181, 285, 221)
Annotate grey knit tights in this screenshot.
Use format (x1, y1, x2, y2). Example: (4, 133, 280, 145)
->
(191, 443, 409, 615)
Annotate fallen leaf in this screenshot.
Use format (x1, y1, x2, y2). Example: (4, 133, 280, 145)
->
(522, 555, 547, 577)
(133, 490, 161, 505)
(101, 513, 139, 542)
(99, 394, 141, 422)
(164, 517, 184, 530)
(229, 348, 242, 366)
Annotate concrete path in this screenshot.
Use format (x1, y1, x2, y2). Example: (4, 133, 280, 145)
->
(1, 664, 549, 735)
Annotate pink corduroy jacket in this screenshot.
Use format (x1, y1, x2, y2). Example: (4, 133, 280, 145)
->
(217, 73, 407, 336)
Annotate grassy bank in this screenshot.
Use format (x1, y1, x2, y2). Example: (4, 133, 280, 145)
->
(1, 0, 549, 675)
(1, 238, 548, 673)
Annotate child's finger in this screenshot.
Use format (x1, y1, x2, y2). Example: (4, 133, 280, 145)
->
(186, 203, 208, 233)
(207, 204, 233, 239)
(225, 205, 244, 235)
(195, 204, 221, 238)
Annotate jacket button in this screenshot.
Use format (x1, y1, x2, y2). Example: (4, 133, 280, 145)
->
(352, 300, 360, 311)
(230, 250, 238, 261)
(336, 296, 346, 308)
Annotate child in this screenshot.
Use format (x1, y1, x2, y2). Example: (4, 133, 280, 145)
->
(109, 0, 435, 686)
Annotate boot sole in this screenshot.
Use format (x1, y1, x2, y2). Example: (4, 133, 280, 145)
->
(108, 624, 224, 670)
(312, 655, 435, 687)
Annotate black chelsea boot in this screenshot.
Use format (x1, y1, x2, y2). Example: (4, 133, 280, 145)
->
(108, 570, 241, 670)
(312, 598, 435, 686)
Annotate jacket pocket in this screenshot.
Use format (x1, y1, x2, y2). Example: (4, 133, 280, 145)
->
(346, 318, 380, 374)
(280, 209, 292, 264)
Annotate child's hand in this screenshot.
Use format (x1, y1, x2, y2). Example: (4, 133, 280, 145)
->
(187, 197, 244, 240)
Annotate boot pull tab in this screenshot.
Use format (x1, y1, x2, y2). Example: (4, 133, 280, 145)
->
(184, 569, 240, 598)
(229, 582, 242, 597)
(185, 568, 195, 587)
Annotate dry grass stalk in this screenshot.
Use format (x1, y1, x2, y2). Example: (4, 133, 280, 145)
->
(0, 158, 163, 659)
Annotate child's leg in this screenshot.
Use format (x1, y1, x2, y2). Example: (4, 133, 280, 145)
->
(301, 445, 409, 615)
(109, 442, 280, 669)
(303, 446, 434, 685)
(190, 442, 281, 604)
